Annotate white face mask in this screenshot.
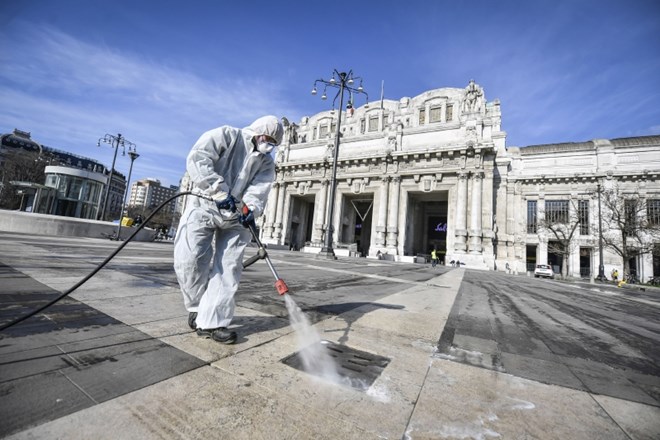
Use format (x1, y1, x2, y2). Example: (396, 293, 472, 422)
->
(256, 141, 275, 155)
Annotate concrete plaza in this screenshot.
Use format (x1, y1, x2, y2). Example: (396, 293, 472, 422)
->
(0, 231, 658, 439)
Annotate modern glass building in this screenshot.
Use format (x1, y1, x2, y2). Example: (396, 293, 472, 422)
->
(1, 129, 126, 220)
(43, 166, 107, 219)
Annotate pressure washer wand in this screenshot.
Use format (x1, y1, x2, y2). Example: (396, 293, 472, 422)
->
(241, 204, 289, 295)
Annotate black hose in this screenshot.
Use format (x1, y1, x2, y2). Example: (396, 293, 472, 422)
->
(0, 191, 195, 332)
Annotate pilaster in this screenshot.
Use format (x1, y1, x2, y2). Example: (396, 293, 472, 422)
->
(376, 176, 390, 246)
(311, 179, 328, 244)
(454, 172, 468, 253)
(469, 171, 483, 254)
(386, 176, 400, 251)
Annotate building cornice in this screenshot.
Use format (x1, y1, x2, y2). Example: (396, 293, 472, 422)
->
(515, 170, 659, 185)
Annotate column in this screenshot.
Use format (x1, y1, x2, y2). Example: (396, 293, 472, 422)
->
(265, 182, 280, 240)
(376, 176, 390, 246)
(454, 172, 468, 253)
(273, 183, 286, 244)
(481, 169, 495, 261)
(513, 182, 524, 265)
(539, 238, 548, 265)
(311, 179, 328, 244)
(330, 189, 344, 245)
(386, 176, 400, 251)
(469, 171, 483, 254)
(505, 179, 516, 259)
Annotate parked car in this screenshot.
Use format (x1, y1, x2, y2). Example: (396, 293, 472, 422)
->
(534, 264, 554, 279)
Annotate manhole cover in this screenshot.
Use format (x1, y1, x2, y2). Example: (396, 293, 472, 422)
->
(282, 340, 390, 391)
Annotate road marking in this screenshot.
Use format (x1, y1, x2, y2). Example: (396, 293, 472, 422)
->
(270, 258, 452, 288)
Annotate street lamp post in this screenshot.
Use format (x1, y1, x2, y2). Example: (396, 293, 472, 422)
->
(97, 133, 136, 221)
(311, 70, 368, 259)
(114, 148, 139, 241)
(597, 182, 606, 281)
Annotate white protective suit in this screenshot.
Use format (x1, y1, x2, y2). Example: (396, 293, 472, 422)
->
(174, 116, 283, 330)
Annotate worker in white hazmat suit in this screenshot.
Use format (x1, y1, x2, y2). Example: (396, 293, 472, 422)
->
(174, 115, 284, 344)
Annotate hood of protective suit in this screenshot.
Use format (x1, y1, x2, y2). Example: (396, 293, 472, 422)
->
(246, 115, 284, 146)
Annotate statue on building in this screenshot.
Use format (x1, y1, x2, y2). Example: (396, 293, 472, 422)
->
(276, 146, 287, 163)
(388, 136, 397, 151)
(462, 79, 484, 113)
(281, 117, 298, 145)
(287, 123, 298, 144)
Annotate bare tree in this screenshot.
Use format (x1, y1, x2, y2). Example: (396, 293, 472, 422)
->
(599, 184, 660, 281)
(0, 149, 52, 210)
(538, 199, 583, 278)
(127, 203, 179, 236)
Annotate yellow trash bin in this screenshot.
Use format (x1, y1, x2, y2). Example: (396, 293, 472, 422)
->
(121, 217, 134, 227)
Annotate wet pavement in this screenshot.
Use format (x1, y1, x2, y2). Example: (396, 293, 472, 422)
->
(1, 231, 659, 439)
(437, 271, 660, 406)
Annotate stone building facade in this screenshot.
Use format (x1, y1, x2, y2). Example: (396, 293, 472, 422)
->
(257, 81, 660, 282)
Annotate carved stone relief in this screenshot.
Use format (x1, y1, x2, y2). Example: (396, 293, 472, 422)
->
(296, 181, 310, 195)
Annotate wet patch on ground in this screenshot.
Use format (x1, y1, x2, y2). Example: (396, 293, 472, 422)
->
(436, 270, 660, 407)
(282, 340, 391, 391)
(0, 263, 206, 438)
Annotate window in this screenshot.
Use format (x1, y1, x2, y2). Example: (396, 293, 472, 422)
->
(418, 108, 426, 125)
(429, 106, 442, 123)
(90, 183, 101, 203)
(625, 199, 638, 232)
(546, 200, 569, 223)
(527, 200, 537, 233)
(360, 119, 366, 134)
(368, 116, 379, 132)
(319, 125, 328, 138)
(648, 199, 660, 226)
(312, 127, 317, 140)
(67, 178, 82, 199)
(82, 182, 92, 202)
(58, 175, 68, 194)
(446, 104, 453, 121)
(578, 200, 589, 235)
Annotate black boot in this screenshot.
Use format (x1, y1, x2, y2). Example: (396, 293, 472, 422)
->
(196, 327, 237, 344)
(188, 312, 197, 330)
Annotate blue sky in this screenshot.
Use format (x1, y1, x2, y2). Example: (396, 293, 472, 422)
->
(1, 0, 659, 187)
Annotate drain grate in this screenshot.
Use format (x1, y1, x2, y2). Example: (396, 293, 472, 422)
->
(281, 340, 390, 391)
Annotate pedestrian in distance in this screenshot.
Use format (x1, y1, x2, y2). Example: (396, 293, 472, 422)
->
(431, 249, 438, 268)
(173, 115, 284, 344)
(611, 268, 619, 282)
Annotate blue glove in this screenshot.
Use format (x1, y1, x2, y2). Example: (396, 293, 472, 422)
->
(216, 195, 237, 212)
(239, 207, 255, 228)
